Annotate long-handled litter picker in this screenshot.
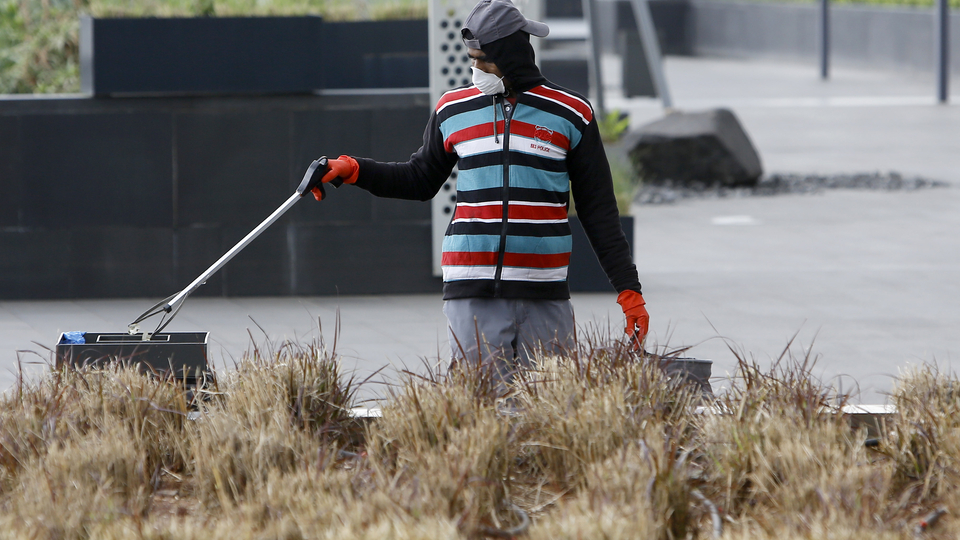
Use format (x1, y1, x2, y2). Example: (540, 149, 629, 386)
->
(56, 158, 338, 381)
(127, 156, 338, 339)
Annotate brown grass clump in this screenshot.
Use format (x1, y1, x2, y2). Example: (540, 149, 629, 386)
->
(697, 353, 871, 513)
(514, 344, 699, 490)
(888, 366, 960, 494)
(0, 365, 191, 539)
(6, 327, 960, 538)
(363, 360, 516, 535)
(187, 336, 360, 508)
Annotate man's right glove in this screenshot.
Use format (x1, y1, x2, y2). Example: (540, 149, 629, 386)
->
(617, 290, 649, 348)
(311, 155, 360, 201)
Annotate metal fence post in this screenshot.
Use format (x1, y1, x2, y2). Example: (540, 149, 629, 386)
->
(582, 0, 606, 115)
(936, 0, 950, 103)
(820, 0, 830, 79)
(629, 0, 673, 108)
(428, 0, 474, 276)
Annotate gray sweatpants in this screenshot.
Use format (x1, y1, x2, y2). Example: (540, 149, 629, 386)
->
(443, 298, 575, 389)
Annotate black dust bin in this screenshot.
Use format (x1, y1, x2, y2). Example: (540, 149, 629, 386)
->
(57, 332, 209, 383)
(659, 357, 713, 398)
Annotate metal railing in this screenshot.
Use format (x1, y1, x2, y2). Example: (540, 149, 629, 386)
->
(820, 0, 950, 103)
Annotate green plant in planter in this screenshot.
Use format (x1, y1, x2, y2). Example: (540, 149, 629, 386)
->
(195, 0, 215, 16)
(599, 109, 639, 216)
(88, 0, 427, 18)
(598, 109, 630, 144)
(568, 110, 636, 217)
(568, 109, 637, 216)
(608, 149, 637, 215)
(0, 0, 81, 94)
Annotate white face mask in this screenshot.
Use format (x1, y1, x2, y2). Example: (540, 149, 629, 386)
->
(472, 67, 506, 96)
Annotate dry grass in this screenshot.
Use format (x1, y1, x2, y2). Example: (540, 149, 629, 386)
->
(2, 328, 960, 539)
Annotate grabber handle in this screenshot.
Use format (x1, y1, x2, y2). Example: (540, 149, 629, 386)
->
(296, 156, 343, 201)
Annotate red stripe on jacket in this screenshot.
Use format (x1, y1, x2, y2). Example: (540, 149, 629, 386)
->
(444, 121, 506, 153)
(436, 87, 482, 111)
(509, 121, 571, 150)
(527, 87, 593, 123)
(442, 251, 498, 266)
(442, 251, 571, 269)
(503, 252, 570, 269)
(508, 204, 567, 221)
(454, 204, 500, 221)
(454, 204, 567, 222)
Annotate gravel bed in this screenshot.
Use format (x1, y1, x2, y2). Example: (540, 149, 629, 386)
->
(634, 171, 949, 205)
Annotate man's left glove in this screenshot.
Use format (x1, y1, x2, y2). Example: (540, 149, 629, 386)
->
(617, 290, 649, 347)
(311, 155, 360, 201)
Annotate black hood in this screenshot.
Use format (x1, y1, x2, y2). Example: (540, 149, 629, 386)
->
(481, 31, 546, 94)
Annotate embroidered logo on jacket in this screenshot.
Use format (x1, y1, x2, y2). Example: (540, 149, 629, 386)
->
(534, 125, 555, 144)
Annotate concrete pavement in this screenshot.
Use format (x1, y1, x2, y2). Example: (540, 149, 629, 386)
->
(2, 55, 958, 404)
(0, 294, 625, 404)
(633, 187, 960, 402)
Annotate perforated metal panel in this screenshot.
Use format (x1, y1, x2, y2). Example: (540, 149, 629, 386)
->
(428, 0, 542, 276)
(428, 0, 472, 276)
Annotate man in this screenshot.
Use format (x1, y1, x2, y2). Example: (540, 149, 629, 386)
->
(316, 0, 648, 385)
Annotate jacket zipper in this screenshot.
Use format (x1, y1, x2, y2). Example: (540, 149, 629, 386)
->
(493, 96, 513, 297)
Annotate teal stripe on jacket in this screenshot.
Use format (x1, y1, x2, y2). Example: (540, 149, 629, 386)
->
(506, 235, 572, 254)
(508, 166, 569, 193)
(444, 234, 572, 254)
(443, 234, 500, 253)
(439, 106, 495, 139)
(456, 166, 502, 191)
(457, 165, 570, 193)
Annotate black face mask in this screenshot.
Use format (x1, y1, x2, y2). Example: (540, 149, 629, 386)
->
(481, 31, 546, 94)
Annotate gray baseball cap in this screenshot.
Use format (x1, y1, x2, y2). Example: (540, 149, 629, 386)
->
(461, 0, 550, 49)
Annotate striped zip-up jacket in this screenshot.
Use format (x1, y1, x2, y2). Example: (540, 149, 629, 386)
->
(439, 84, 586, 299)
(354, 81, 641, 301)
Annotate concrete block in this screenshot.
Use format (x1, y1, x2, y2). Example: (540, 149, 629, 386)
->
(626, 108, 763, 186)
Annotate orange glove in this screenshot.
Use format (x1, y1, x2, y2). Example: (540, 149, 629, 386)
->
(311, 155, 360, 201)
(617, 290, 649, 348)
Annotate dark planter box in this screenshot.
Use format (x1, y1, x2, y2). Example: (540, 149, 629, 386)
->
(81, 15, 324, 96)
(56, 331, 209, 381)
(320, 20, 428, 89)
(80, 17, 430, 96)
(568, 216, 635, 292)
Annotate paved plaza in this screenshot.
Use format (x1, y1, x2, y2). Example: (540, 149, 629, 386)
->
(2, 56, 959, 404)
